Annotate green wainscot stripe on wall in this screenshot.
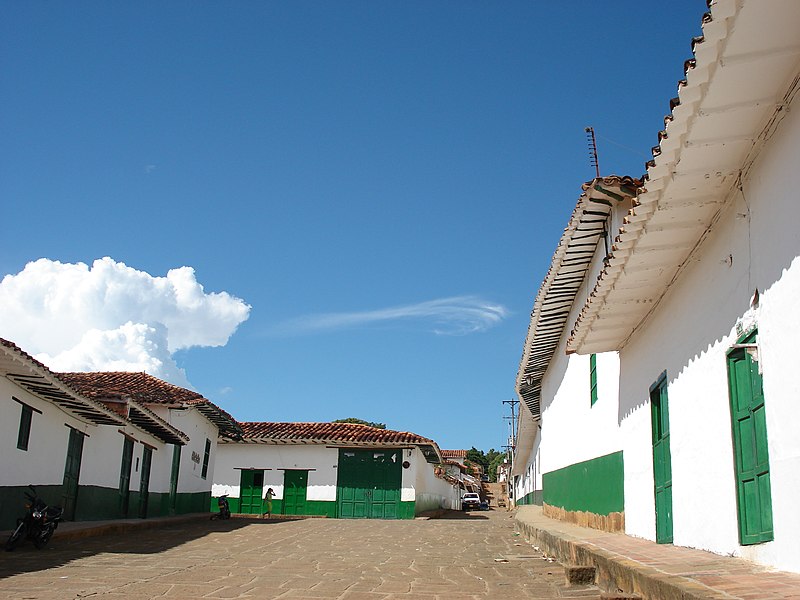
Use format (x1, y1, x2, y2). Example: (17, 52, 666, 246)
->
(515, 490, 543, 506)
(0, 485, 209, 530)
(211, 497, 416, 519)
(0, 485, 64, 530)
(542, 451, 624, 515)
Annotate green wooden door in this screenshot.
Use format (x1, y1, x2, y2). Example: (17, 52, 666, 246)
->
(727, 335, 773, 545)
(282, 470, 308, 515)
(169, 445, 181, 515)
(239, 469, 264, 514)
(138, 447, 152, 518)
(338, 451, 369, 518)
(337, 449, 402, 519)
(650, 372, 673, 544)
(367, 450, 402, 519)
(62, 428, 85, 521)
(119, 437, 134, 517)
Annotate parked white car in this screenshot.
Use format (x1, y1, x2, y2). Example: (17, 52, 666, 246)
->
(461, 492, 481, 511)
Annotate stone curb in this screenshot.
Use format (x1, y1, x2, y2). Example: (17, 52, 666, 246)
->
(50, 513, 212, 542)
(515, 517, 732, 600)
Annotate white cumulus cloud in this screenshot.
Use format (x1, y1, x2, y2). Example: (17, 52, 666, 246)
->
(0, 257, 251, 386)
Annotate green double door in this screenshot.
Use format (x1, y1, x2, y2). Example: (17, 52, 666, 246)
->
(337, 449, 402, 519)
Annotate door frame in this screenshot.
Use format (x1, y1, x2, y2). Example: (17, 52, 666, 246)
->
(727, 329, 774, 545)
(650, 371, 673, 544)
(282, 469, 309, 516)
(169, 444, 181, 515)
(62, 427, 86, 521)
(239, 469, 265, 514)
(119, 436, 134, 517)
(138, 446, 153, 518)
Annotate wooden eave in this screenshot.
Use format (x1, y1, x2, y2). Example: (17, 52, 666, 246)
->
(567, 0, 800, 354)
(126, 400, 190, 446)
(190, 402, 243, 441)
(515, 177, 639, 418)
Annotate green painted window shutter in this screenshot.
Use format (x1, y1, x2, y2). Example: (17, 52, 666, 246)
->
(727, 331, 773, 545)
(589, 354, 598, 406)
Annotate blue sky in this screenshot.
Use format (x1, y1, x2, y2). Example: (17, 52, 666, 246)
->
(1, 2, 707, 452)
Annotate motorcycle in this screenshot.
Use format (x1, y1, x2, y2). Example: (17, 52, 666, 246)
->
(5, 485, 63, 551)
(211, 494, 231, 520)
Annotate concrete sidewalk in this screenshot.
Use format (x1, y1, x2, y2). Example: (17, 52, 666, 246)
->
(515, 505, 800, 600)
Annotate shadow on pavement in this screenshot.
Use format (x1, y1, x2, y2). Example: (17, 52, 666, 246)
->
(435, 510, 490, 520)
(0, 517, 282, 580)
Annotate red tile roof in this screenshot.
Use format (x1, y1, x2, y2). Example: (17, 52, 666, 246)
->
(58, 371, 241, 439)
(59, 371, 203, 404)
(441, 449, 468, 458)
(238, 421, 434, 445)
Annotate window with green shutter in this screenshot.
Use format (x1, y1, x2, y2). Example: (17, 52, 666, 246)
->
(589, 354, 598, 406)
(727, 330, 773, 545)
(14, 398, 41, 451)
(201, 438, 211, 480)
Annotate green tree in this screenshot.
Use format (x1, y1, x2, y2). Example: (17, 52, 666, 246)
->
(465, 447, 505, 482)
(466, 447, 489, 471)
(488, 452, 506, 483)
(333, 418, 387, 429)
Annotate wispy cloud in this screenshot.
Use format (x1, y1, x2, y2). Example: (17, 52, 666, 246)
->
(272, 296, 508, 337)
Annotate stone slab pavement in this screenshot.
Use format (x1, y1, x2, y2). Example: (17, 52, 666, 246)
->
(0, 510, 602, 599)
(515, 505, 800, 600)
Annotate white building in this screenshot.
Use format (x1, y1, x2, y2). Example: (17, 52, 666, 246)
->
(213, 422, 456, 518)
(511, 177, 637, 532)
(514, 0, 800, 574)
(1, 338, 240, 529)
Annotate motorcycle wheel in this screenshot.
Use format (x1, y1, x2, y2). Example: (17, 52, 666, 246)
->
(5, 521, 26, 552)
(33, 527, 54, 549)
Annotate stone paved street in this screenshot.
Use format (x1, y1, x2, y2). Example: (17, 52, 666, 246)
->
(0, 510, 599, 599)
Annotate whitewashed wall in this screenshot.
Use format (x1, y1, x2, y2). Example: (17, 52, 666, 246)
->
(1, 378, 93, 487)
(538, 350, 620, 475)
(619, 91, 800, 573)
(2, 378, 178, 498)
(413, 449, 458, 511)
(80, 423, 168, 492)
(152, 406, 219, 494)
(213, 443, 339, 501)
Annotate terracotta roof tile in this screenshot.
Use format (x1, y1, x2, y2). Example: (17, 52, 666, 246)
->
(57, 371, 241, 439)
(58, 371, 204, 405)
(441, 450, 468, 458)
(238, 421, 433, 445)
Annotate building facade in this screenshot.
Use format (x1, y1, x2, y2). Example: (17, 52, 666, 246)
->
(213, 422, 452, 518)
(1, 339, 240, 530)
(513, 0, 800, 573)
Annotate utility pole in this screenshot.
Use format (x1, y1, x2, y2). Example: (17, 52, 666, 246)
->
(501, 399, 519, 454)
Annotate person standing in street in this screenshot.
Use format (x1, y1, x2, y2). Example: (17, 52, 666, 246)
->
(264, 487, 275, 518)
